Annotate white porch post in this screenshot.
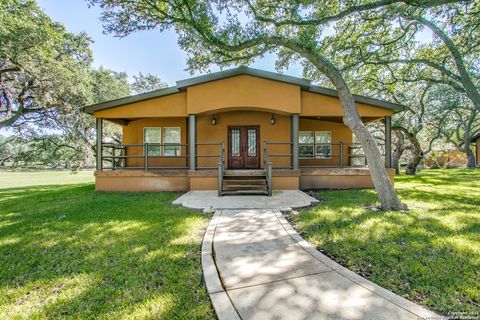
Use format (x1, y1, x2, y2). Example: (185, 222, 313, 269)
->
(189, 114, 196, 170)
(291, 114, 299, 170)
(385, 116, 392, 168)
(96, 118, 103, 171)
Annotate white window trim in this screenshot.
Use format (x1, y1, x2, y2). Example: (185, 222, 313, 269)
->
(299, 131, 315, 159)
(314, 131, 332, 159)
(162, 127, 181, 157)
(298, 130, 333, 160)
(143, 127, 161, 157)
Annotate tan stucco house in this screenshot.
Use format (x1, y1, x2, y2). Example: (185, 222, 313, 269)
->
(83, 66, 402, 195)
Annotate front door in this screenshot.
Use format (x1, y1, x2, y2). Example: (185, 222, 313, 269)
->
(228, 126, 260, 169)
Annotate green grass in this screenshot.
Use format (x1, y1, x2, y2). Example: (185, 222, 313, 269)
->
(293, 169, 479, 315)
(0, 172, 214, 319)
(0, 170, 94, 189)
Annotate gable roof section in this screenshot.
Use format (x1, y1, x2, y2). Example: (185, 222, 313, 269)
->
(82, 66, 404, 114)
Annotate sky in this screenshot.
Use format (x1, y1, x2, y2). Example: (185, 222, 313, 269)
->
(37, 0, 303, 85)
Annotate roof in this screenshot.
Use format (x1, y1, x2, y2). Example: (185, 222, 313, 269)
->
(82, 66, 405, 114)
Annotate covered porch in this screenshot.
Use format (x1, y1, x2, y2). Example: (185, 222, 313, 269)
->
(94, 112, 394, 194)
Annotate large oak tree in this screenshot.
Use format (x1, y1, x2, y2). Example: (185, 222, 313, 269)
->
(90, 0, 460, 209)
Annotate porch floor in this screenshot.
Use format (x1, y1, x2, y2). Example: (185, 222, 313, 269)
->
(172, 190, 319, 212)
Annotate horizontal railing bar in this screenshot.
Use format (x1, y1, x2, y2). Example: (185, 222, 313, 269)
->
(102, 155, 143, 159)
(265, 141, 292, 145)
(195, 155, 221, 158)
(299, 165, 368, 168)
(196, 142, 223, 145)
(147, 167, 189, 169)
(103, 166, 145, 169)
(103, 143, 189, 147)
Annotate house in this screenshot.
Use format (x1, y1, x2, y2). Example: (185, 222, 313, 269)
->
(82, 66, 403, 194)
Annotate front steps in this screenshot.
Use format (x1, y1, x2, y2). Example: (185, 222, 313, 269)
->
(221, 170, 269, 196)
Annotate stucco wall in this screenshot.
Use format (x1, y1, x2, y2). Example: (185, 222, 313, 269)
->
(93, 75, 394, 120)
(122, 117, 188, 168)
(298, 118, 353, 167)
(94, 92, 187, 118)
(300, 91, 394, 117)
(187, 75, 301, 114)
(196, 110, 291, 169)
(300, 168, 395, 189)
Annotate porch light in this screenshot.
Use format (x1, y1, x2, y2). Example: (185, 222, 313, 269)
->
(270, 114, 276, 125)
(212, 114, 217, 125)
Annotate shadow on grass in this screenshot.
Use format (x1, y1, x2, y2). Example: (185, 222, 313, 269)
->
(0, 184, 214, 319)
(295, 170, 480, 315)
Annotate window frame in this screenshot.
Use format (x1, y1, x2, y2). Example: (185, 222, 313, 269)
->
(143, 127, 162, 157)
(162, 127, 182, 157)
(298, 130, 332, 159)
(314, 131, 332, 159)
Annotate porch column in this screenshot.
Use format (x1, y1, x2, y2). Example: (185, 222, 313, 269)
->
(96, 118, 103, 171)
(291, 114, 299, 170)
(385, 116, 392, 168)
(189, 114, 196, 170)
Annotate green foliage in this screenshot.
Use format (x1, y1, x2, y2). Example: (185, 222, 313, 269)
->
(131, 72, 168, 94)
(0, 173, 214, 318)
(0, 0, 92, 127)
(294, 169, 480, 315)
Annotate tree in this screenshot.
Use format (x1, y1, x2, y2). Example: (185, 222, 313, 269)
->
(442, 102, 479, 167)
(131, 72, 168, 94)
(49, 67, 132, 167)
(304, 1, 478, 172)
(0, 0, 92, 128)
(89, 0, 469, 210)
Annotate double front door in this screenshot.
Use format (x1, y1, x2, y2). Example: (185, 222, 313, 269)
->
(228, 126, 260, 169)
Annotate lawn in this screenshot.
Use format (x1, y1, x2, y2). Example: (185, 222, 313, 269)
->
(0, 170, 94, 189)
(0, 172, 214, 319)
(292, 169, 479, 315)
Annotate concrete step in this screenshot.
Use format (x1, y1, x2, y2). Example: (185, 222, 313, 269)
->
(223, 179, 267, 184)
(223, 184, 268, 189)
(224, 170, 265, 177)
(221, 190, 269, 196)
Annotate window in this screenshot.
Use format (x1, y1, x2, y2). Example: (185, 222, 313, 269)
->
(162, 127, 181, 156)
(299, 131, 314, 158)
(315, 131, 332, 158)
(144, 127, 161, 156)
(299, 131, 332, 159)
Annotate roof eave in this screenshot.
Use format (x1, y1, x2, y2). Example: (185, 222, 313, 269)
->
(176, 66, 312, 89)
(82, 86, 180, 114)
(307, 86, 405, 112)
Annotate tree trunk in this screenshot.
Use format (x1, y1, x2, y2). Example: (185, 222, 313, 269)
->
(466, 147, 476, 168)
(392, 130, 405, 175)
(405, 135, 423, 175)
(333, 83, 404, 210)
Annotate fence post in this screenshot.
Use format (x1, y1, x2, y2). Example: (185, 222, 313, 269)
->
(291, 114, 299, 170)
(96, 118, 103, 171)
(144, 143, 149, 171)
(221, 141, 225, 166)
(264, 141, 269, 164)
(339, 141, 344, 168)
(218, 161, 224, 197)
(267, 162, 272, 196)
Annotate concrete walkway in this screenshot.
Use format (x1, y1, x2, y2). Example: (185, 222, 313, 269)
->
(202, 208, 437, 320)
(173, 190, 319, 212)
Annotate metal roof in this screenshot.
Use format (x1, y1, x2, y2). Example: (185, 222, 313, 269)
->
(82, 66, 405, 114)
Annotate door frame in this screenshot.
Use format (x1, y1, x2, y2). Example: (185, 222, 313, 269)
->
(227, 125, 260, 169)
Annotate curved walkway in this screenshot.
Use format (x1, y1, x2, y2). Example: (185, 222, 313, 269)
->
(202, 208, 438, 320)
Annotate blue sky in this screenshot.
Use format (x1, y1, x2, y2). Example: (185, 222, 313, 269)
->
(37, 0, 303, 85)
